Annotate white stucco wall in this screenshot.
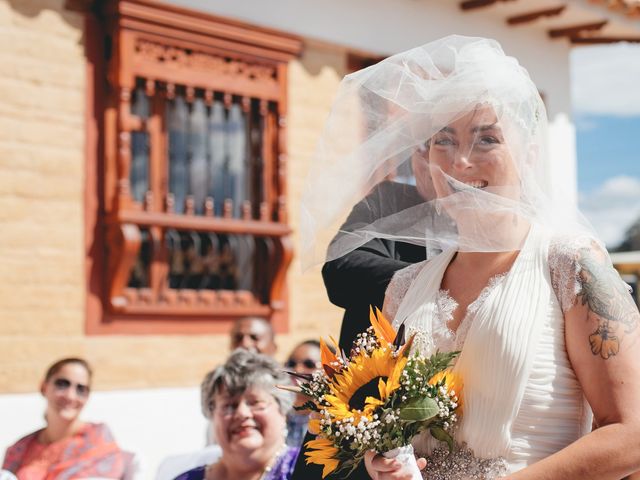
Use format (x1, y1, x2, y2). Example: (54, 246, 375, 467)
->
(169, 0, 578, 201)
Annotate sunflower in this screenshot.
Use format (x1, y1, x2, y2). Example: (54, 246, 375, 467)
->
(305, 437, 340, 478)
(318, 308, 411, 423)
(324, 345, 407, 423)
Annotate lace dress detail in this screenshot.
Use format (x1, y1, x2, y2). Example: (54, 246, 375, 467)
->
(548, 235, 633, 313)
(452, 273, 507, 349)
(548, 237, 585, 313)
(385, 265, 508, 351)
(429, 276, 507, 350)
(384, 238, 599, 323)
(432, 289, 458, 348)
(383, 260, 427, 320)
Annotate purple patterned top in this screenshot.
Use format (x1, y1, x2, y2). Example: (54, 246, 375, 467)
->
(173, 446, 299, 480)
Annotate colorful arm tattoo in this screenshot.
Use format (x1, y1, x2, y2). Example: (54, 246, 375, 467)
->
(576, 247, 639, 359)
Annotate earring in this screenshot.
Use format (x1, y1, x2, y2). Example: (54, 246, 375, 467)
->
(435, 201, 441, 216)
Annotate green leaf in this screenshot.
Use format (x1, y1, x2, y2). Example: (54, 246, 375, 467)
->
(430, 426, 455, 452)
(421, 350, 460, 379)
(294, 401, 319, 412)
(398, 396, 439, 422)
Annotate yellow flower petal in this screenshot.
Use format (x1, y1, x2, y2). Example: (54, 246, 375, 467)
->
(365, 396, 385, 407)
(370, 306, 396, 344)
(377, 377, 387, 400)
(308, 418, 321, 435)
(320, 338, 339, 372)
(305, 437, 340, 478)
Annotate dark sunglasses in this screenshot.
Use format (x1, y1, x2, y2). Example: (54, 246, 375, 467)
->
(285, 358, 320, 370)
(52, 378, 90, 397)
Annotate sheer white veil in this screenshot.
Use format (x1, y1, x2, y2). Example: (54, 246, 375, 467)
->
(301, 35, 600, 269)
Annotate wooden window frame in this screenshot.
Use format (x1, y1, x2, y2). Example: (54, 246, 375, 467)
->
(81, 0, 302, 334)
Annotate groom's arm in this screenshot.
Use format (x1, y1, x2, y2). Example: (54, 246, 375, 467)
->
(322, 239, 413, 309)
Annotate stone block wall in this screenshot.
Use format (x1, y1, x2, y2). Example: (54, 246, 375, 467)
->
(0, 0, 88, 389)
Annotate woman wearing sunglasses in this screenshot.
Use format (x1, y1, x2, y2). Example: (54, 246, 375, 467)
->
(2, 357, 127, 479)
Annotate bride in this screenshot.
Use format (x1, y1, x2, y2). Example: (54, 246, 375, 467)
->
(301, 36, 640, 479)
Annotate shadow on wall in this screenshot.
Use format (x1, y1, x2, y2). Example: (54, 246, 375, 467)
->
(7, 0, 84, 32)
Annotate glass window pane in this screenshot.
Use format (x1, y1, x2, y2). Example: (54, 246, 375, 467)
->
(167, 95, 189, 213)
(249, 101, 265, 215)
(130, 86, 149, 203)
(234, 234, 255, 291)
(208, 100, 226, 216)
(164, 230, 260, 293)
(226, 103, 248, 217)
(189, 98, 208, 214)
(128, 228, 151, 288)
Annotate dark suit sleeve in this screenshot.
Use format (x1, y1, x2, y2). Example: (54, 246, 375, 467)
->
(321, 182, 426, 351)
(321, 182, 418, 309)
(322, 241, 412, 309)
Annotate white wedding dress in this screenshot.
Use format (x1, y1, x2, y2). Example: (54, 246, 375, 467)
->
(383, 227, 593, 479)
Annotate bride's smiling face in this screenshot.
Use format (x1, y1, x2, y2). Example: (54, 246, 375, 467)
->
(427, 106, 521, 198)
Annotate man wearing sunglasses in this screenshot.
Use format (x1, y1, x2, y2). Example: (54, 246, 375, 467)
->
(283, 340, 323, 448)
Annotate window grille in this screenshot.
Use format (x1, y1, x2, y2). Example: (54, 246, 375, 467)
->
(87, 0, 301, 332)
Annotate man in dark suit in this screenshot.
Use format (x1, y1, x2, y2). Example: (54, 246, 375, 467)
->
(291, 154, 437, 479)
(322, 181, 428, 353)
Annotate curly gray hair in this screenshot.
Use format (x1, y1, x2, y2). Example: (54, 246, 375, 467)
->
(201, 349, 294, 419)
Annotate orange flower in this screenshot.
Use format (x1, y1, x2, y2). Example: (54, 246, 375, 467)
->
(369, 306, 396, 345)
(429, 369, 463, 410)
(589, 324, 620, 359)
(307, 417, 321, 435)
(320, 338, 339, 366)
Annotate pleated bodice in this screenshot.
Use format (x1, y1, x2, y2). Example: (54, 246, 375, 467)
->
(383, 228, 592, 476)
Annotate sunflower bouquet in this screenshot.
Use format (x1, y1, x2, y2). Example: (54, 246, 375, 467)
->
(294, 308, 462, 478)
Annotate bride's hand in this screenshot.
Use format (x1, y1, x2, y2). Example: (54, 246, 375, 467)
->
(364, 450, 427, 480)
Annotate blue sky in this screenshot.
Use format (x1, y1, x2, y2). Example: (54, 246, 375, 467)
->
(571, 44, 640, 248)
(576, 115, 640, 193)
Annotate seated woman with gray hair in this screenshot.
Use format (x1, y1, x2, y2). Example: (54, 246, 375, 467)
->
(174, 349, 299, 480)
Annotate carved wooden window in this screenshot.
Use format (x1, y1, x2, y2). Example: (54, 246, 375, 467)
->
(90, 0, 301, 332)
